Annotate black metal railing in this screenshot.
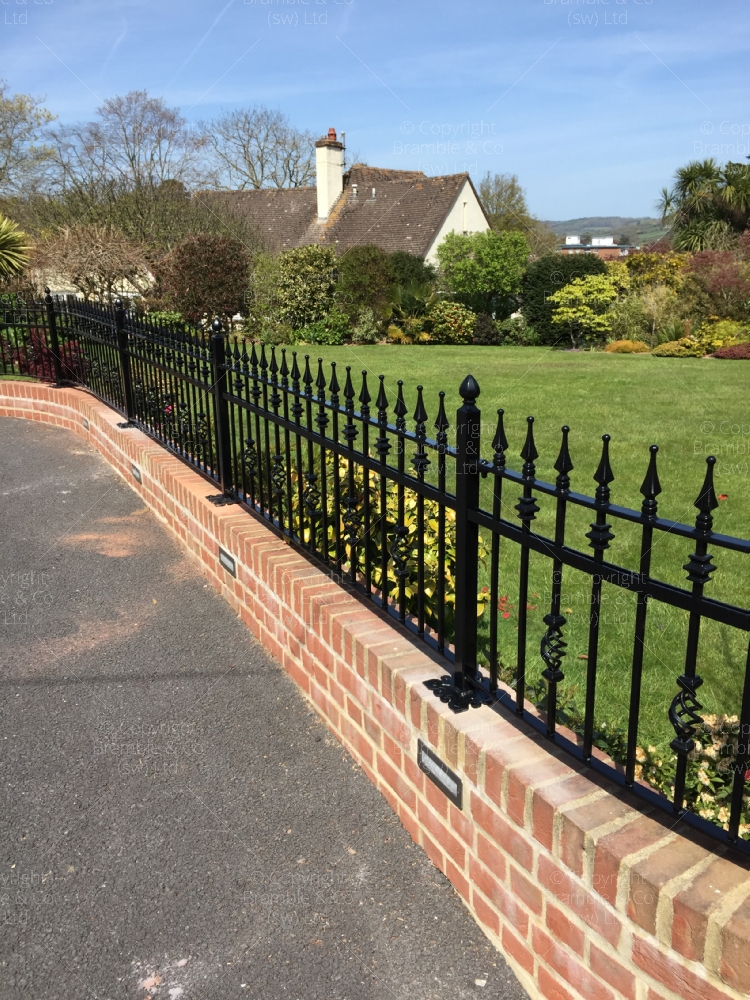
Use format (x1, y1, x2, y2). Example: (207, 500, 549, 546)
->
(3, 291, 750, 850)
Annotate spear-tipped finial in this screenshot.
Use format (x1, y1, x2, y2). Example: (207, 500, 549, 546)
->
(459, 374, 480, 404)
(250, 341, 259, 369)
(269, 345, 278, 375)
(328, 361, 340, 396)
(695, 454, 719, 518)
(434, 391, 448, 436)
(376, 374, 388, 413)
(520, 416, 538, 466)
(594, 434, 614, 487)
(394, 380, 408, 418)
(492, 409, 508, 457)
(359, 371, 371, 408)
(303, 354, 313, 391)
(316, 358, 326, 392)
(280, 348, 289, 380)
(290, 351, 301, 385)
(259, 342, 268, 370)
(343, 365, 355, 401)
(554, 425, 574, 490)
(640, 444, 662, 500)
(413, 385, 428, 426)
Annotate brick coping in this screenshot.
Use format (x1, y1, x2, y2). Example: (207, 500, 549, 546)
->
(4, 379, 750, 1000)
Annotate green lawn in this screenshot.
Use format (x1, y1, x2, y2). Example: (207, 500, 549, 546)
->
(289, 345, 750, 757)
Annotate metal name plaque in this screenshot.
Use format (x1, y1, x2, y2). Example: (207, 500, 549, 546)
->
(131, 464, 141, 484)
(218, 548, 236, 578)
(82, 417, 89, 430)
(417, 739, 463, 809)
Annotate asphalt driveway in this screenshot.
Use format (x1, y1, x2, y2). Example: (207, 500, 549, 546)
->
(0, 415, 527, 1000)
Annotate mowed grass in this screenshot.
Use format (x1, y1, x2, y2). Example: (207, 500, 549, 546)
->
(291, 345, 750, 753)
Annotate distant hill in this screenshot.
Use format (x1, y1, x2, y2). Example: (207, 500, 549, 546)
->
(543, 217, 668, 246)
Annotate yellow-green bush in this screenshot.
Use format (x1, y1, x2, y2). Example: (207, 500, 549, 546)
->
(604, 339, 650, 354)
(693, 317, 750, 353)
(651, 337, 705, 357)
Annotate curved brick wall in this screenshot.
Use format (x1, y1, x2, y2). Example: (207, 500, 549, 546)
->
(3, 379, 750, 1000)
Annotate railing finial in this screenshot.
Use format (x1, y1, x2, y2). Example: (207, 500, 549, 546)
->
(459, 373, 480, 403)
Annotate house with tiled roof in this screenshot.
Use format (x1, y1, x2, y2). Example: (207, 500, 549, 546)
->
(201, 129, 490, 264)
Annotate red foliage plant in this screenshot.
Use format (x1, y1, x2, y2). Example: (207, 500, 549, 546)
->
(713, 341, 750, 359)
(155, 234, 250, 324)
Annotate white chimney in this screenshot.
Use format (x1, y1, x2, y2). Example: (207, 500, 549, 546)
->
(315, 127, 343, 221)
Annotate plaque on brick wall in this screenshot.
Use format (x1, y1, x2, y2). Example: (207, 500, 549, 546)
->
(219, 548, 236, 578)
(418, 739, 462, 809)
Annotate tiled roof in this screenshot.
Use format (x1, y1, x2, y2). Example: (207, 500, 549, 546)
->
(197, 166, 477, 257)
(195, 187, 318, 252)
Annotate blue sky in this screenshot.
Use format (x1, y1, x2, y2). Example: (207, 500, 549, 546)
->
(2, 0, 748, 219)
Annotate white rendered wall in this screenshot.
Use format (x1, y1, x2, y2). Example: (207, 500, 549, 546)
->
(424, 180, 490, 265)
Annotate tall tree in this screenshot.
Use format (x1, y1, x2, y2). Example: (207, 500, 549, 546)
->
(478, 172, 558, 257)
(0, 80, 55, 195)
(436, 229, 529, 316)
(40, 91, 211, 247)
(201, 107, 315, 189)
(32, 224, 150, 301)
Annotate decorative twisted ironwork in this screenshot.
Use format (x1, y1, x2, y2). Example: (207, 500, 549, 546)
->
(389, 527, 412, 579)
(271, 453, 286, 517)
(540, 612, 567, 685)
(669, 674, 704, 754)
(243, 436, 258, 478)
(303, 477, 321, 521)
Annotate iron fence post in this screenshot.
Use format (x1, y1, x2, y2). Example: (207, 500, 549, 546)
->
(210, 319, 233, 496)
(44, 287, 62, 387)
(453, 375, 482, 694)
(114, 298, 135, 422)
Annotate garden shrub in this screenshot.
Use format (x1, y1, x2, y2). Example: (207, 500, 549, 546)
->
(335, 245, 394, 319)
(651, 337, 705, 357)
(498, 316, 538, 345)
(428, 300, 475, 345)
(604, 339, 650, 353)
(389, 250, 436, 290)
(693, 317, 750, 353)
(155, 234, 249, 324)
(351, 306, 380, 344)
(275, 245, 337, 329)
(472, 313, 502, 345)
(385, 319, 432, 344)
(521, 252, 607, 344)
(714, 341, 750, 359)
(298, 308, 350, 346)
(259, 320, 293, 346)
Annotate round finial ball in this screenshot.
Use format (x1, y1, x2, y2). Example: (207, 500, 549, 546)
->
(211, 318, 222, 333)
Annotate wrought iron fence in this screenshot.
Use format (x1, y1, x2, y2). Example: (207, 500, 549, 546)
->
(3, 290, 750, 851)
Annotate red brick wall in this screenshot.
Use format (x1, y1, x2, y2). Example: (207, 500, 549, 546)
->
(4, 380, 750, 1000)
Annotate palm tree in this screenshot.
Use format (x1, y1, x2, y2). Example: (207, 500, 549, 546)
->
(0, 214, 30, 277)
(660, 159, 750, 251)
